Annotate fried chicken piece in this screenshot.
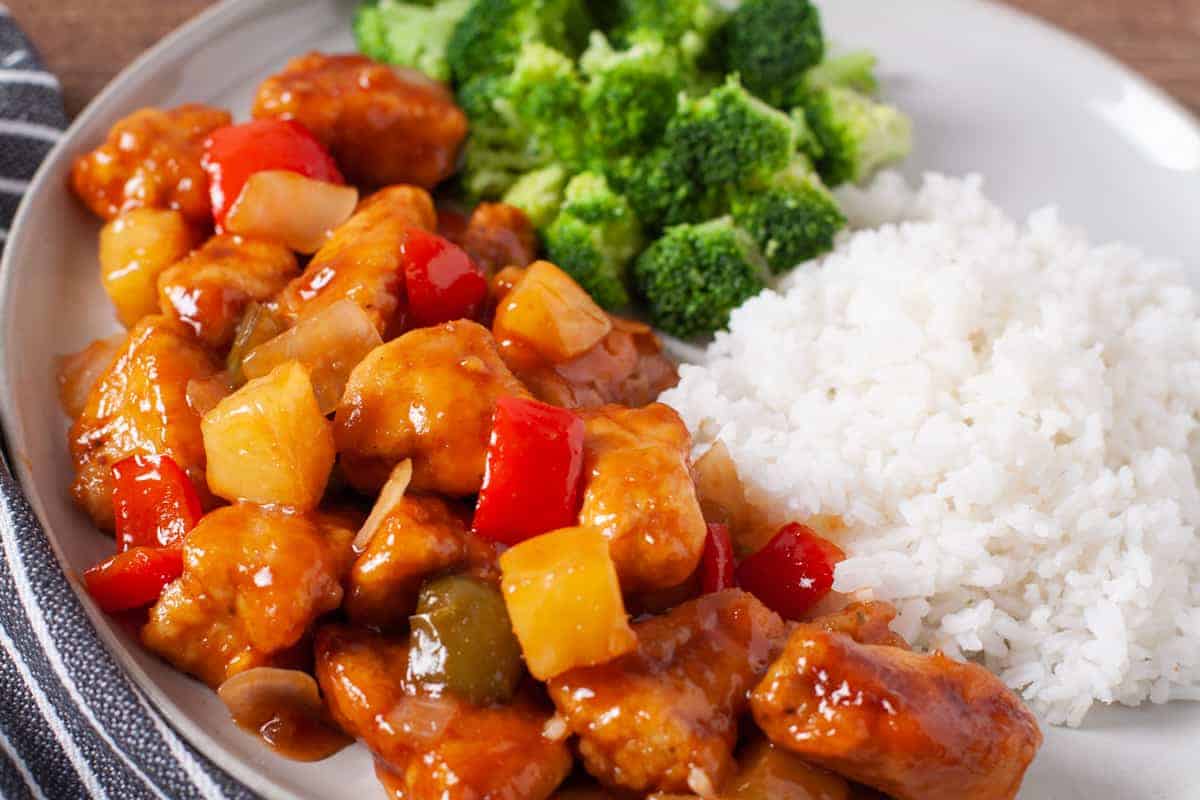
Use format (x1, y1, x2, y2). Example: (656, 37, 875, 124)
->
(315, 625, 571, 800)
(157, 234, 298, 350)
(750, 626, 1042, 800)
(811, 601, 911, 649)
(69, 316, 218, 529)
(547, 590, 787, 795)
(577, 403, 706, 591)
(252, 53, 467, 189)
(345, 495, 471, 630)
(270, 185, 435, 337)
(459, 203, 538, 273)
(71, 104, 231, 222)
(142, 505, 355, 687)
(334, 320, 531, 496)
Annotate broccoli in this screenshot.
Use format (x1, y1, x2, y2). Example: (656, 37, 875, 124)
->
(730, 158, 845, 272)
(352, 0, 472, 81)
(602, 149, 727, 233)
(632, 217, 769, 337)
(663, 76, 797, 188)
(580, 32, 685, 158)
(719, 0, 825, 108)
(604, 0, 728, 64)
(446, 0, 593, 83)
(507, 42, 586, 167)
(543, 172, 643, 308)
(805, 51, 880, 95)
(502, 164, 571, 229)
(800, 86, 913, 187)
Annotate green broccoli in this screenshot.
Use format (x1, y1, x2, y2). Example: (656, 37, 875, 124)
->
(632, 217, 769, 337)
(543, 172, 643, 308)
(580, 32, 685, 158)
(730, 158, 845, 272)
(663, 76, 797, 188)
(605, 0, 728, 63)
(805, 51, 880, 95)
(502, 164, 571, 229)
(800, 86, 913, 187)
(719, 0, 825, 108)
(352, 0, 472, 81)
(446, 0, 593, 83)
(602, 149, 726, 233)
(507, 42, 586, 166)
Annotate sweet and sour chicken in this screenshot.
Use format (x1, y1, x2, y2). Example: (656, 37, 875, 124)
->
(60, 47, 1041, 800)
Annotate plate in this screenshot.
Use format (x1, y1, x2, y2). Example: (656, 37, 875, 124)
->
(2, 0, 1198, 797)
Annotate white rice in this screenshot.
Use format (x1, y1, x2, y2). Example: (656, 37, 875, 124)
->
(661, 172, 1200, 726)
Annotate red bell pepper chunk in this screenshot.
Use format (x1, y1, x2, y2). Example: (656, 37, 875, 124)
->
(83, 547, 185, 614)
(202, 118, 344, 227)
(111, 454, 203, 552)
(736, 523, 845, 620)
(473, 397, 586, 546)
(700, 522, 736, 593)
(401, 227, 488, 328)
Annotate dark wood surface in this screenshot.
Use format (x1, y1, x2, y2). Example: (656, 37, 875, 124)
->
(7, 0, 1200, 118)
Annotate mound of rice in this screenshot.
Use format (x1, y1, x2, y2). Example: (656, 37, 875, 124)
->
(661, 173, 1200, 726)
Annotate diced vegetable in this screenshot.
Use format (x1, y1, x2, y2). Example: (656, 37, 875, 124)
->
(98, 209, 196, 327)
(500, 526, 637, 680)
(736, 523, 845, 620)
(56, 335, 125, 418)
(185, 375, 233, 417)
(492, 260, 612, 362)
(693, 440, 771, 556)
(407, 575, 523, 706)
(352, 459, 413, 552)
(401, 227, 489, 328)
(217, 667, 351, 762)
(240, 299, 383, 415)
(725, 737, 850, 800)
(111, 454, 203, 551)
(473, 397, 585, 546)
(700, 522, 735, 594)
(226, 302, 287, 385)
(224, 171, 359, 253)
(202, 119, 344, 227)
(83, 546, 184, 613)
(201, 361, 335, 511)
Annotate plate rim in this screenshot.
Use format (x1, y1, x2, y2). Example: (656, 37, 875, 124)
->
(1, 1, 1199, 799)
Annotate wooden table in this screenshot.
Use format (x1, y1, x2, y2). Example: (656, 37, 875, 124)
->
(7, 0, 1200, 118)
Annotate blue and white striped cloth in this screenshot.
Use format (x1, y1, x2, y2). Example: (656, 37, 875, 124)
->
(0, 9, 258, 800)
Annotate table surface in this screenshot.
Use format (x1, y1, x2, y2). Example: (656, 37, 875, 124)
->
(6, 0, 1200, 119)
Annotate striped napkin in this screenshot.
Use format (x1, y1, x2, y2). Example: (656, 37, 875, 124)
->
(0, 10, 257, 800)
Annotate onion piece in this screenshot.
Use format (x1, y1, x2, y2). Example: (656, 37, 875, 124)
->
(217, 667, 351, 762)
(225, 170, 358, 254)
(693, 440, 771, 556)
(240, 299, 382, 415)
(352, 459, 413, 553)
(380, 693, 462, 746)
(185, 373, 234, 417)
(56, 334, 126, 418)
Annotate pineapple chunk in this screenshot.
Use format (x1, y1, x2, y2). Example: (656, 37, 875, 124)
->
(99, 209, 195, 327)
(493, 261, 612, 362)
(500, 526, 636, 680)
(202, 361, 334, 511)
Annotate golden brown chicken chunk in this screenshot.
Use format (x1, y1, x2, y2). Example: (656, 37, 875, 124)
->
(252, 53, 467, 189)
(270, 185, 435, 338)
(335, 320, 531, 496)
(750, 626, 1043, 800)
(577, 403, 706, 592)
(157, 234, 298, 350)
(548, 590, 787, 795)
(345, 495, 471, 630)
(71, 104, 231, 222)
(69, 316, 218, 529)
(142, 504, 355, 687)
(315, 625, 572, 800)
(459, 203, 538, 274)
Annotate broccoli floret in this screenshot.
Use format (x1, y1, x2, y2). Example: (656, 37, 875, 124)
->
(606, 0, 728, 64)
(580, 32, 685, 158)
(502, 164, 571, 229)
(446, 0, 593, 83)
(663, 77, 796, 188)
(805, 51, 879, 95)
(800, 86, 913, 187)
(543, 172, 643, 308)
(352, 0, 472, 81)
(730, 158, 844, 272)
(719, 0, 825, 108)
(602, 150, 726, 234)
(508, 42, 586, 167)
(632, 217, 769, 337)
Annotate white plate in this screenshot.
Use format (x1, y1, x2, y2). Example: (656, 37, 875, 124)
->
(2, 0, 1199, 797)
